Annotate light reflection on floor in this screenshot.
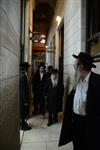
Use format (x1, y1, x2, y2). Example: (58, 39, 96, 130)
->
(20, 113, 73, 150)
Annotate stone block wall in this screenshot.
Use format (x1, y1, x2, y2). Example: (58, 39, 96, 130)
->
(64, 0, 82, 90)
(0, 0, 20, 149)
(47, 0, 87, 91)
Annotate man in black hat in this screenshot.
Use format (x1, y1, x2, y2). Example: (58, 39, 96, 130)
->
(46, 65, 54, 79)
(59, 52, 100, 150)
(19, 62, 31, 130)
(32, 63, 47, 118)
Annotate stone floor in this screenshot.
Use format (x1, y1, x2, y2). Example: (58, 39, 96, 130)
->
(20, 113, 73, 150)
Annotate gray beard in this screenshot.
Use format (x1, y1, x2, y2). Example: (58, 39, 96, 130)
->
(73, 69, 81, 88)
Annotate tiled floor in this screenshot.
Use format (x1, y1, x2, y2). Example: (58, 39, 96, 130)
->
(20, 113, 73, 150)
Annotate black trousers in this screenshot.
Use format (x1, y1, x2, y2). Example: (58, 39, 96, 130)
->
(38, 98, 45, 116)
(48, 112, 58, 123)
(72, 113, 87, 150)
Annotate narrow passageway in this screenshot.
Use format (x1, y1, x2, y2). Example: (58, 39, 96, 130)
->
(20, 113, 73, 150)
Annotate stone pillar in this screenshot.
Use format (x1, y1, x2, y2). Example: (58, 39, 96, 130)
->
(27, 0, 35, 117)
(0, 0, 20, 149)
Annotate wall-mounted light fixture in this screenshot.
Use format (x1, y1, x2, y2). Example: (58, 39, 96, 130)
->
(56, 16, 61, 25)
(29, 30, 46, 44)
(45, 46, 56, 53)
(40, 39, 45, 44)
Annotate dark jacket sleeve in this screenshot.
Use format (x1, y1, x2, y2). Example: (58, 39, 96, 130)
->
(44, 78, 50, 97)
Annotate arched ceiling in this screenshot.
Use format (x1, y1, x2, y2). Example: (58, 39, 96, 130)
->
(35, 0, 57, 9)
(33, 0, 57, 42)
(32, 0, 57, 59)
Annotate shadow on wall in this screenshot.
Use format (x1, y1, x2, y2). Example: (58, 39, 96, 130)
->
(63, 76, 71, 111)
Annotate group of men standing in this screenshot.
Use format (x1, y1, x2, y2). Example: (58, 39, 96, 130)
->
(32, 64, 64, 126)
(19, 52, 100, 150)
(20, 63, 64, 130)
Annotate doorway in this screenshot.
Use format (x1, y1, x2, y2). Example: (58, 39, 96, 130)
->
(59, 24, 64, 83)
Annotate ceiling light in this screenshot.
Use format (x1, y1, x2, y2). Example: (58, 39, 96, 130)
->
(34, 40, 38, 43)
(41, 34, 46, 38)
(40, 39, 45, 44)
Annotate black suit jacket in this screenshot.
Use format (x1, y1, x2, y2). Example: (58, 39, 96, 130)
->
(33, 72, 47, 102)
(59, 72, 100, 149)
(46, 78, 64, 113)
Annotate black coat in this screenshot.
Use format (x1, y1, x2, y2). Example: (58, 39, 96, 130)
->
(19, 71, 28, 119)
(46, 78, 64, 113)
(33, 73, 47, 103)
(59, 72, 100, 149)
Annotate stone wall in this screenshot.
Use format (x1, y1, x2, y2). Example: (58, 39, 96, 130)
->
(46, 0, 65, 67)
(0, 0, 20, 149)
(47, 0, 87, 91)
(64, 0, 82, 90)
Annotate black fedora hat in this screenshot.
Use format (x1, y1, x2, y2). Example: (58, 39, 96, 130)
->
(51, 68, 58, 74)
(38, 63, 46, 68)
(20, 62, 30, 69)
(73, 52, 96, 68)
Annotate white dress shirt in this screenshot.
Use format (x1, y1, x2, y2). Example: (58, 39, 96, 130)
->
(73, 72, 91, 116)
(40, 73, 43, 80)
(51, 75, 58, 87)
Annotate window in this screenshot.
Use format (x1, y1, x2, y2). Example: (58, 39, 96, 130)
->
(86, 0, 100, 61)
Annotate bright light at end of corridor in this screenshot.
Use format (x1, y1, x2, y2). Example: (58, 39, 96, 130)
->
(40, 39, 45, 44)
(45, 45, 48, 49)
